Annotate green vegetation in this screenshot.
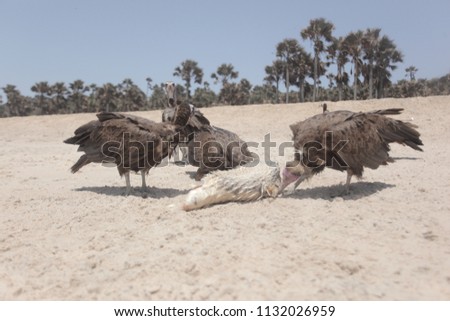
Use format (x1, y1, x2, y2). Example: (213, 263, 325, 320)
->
(1, 18, 449, 117)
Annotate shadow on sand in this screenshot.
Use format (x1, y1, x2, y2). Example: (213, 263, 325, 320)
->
(75, 185, 188, 199)
(391, 156, 423, 161)
(283, 181, 395, 201)
(185, 170, 198, 180)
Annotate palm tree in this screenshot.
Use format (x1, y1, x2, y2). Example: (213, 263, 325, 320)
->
(51, 82, 68, 114)
(173, 59, 204, 99)
(145, 77, 153, 96)
(68, 80, 89, 113)
(250, 84, 274, 104)
(219, 79, 252, 106)
(148, 83, 166, 109)
(328, 36, 349, 101)
(211, 64, 241, 105)
(119, 78, 146, 111)
(211, 63, 239, 86)
(405, 65, 418, 81)
(301, 18, 335, 102)
(264, 60, 284, 103)
(192, 81, 217, 107)
(290, 46, 312, 103)
(276, 38, 301, 103)
(97, 83, 118, 112)
(88, 83, 98, 112)
(31, 81, 51, 114)
(2, 85, 27, 116)
(343, 30, 364, 100)
(361, 28, 382, 99)
(236, 78, 252, 105)
(374, 35, 403, 98)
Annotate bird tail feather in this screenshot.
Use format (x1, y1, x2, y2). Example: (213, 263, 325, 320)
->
(379, 120, 423, 151)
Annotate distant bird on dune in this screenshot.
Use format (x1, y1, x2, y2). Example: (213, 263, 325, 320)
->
(280, 108, 423, 194)
(64, 102, 191, 195)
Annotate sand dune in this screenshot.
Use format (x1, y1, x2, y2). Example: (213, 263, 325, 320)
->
(0, 96, 449, 300)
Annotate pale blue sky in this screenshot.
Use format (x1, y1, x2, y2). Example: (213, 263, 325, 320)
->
(1, 0, 449, 97)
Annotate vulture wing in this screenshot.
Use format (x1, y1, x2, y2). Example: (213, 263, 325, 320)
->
(188, 108, 211, 130)
(289, 109, 423, 177)
(212, 126, 255, 167)
(290, 111, 355, 151)
(64, 102, 191, 174)
(325, 114, 393, 176)
(97, 112, 157, 129)
(89, 118, 176, 173)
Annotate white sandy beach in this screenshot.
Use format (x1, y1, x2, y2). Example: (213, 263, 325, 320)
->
(0, 96, 449, 300)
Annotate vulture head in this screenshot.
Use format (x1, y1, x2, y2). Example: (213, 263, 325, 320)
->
(279, 155, 307, 192)
(164, 81, 177, 107)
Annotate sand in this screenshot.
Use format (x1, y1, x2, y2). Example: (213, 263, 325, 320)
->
(0, 96, 449, 300)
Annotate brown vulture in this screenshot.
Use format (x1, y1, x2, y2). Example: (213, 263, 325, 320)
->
(280, 108, 423, 194)
(162, 81, 210, 163)
(64, 102, 191, 195)
(186, 125, 257, 180)
(162, 81, 256, 180)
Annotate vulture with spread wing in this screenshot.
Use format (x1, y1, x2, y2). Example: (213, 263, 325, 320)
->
(162, 81, 257, 180)
(64, 102, 191, 195)
(280, 108, 423, 194)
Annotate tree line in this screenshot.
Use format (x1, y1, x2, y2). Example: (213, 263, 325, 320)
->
(1, 17, 449, 117)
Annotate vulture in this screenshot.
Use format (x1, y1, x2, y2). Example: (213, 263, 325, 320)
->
(64, 102, 191, 195)
(321, 103, 328, 114)
(186, 125, 257, 180)
(163, 81, 257, 180)
(162, 81, 209, 127)
(162, 81, 210, 163)
(280, 108, 423, 194)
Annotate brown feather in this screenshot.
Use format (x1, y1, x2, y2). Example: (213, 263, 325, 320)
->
(161, 96, 256, 180)
(185, 124, 257, 180)
(285, 108, 423, 190)
(64, 101, 191, 190)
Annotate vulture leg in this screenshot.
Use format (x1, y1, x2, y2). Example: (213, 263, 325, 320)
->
(140, 170, 148, 191)
(181, 147, 189, 164)
(173, 146, 188, 165)
(344, 170, 353, 194)
(124, 172, 131, 196)
(172, 146, 178, 161)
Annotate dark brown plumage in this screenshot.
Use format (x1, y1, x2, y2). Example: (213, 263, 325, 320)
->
(162, 81, 256, 180)
(64, 102, 191, 195)
(280, 108, 423, 194)
(186, 125, 257, 180)
(162, 81, 211, 163)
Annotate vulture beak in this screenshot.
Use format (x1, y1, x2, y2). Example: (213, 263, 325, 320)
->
(279, 167, 301, 193)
